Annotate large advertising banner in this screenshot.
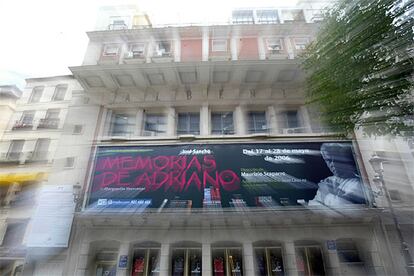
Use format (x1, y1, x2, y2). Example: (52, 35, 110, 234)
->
(87, 142, 367, 211)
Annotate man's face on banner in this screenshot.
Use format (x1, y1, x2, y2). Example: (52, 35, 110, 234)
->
(321, 143, 358, 178)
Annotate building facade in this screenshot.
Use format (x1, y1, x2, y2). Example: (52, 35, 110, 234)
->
(0, 1, 413, 276)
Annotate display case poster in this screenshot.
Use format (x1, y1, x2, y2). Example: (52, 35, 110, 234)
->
(87, 142, 368, 211)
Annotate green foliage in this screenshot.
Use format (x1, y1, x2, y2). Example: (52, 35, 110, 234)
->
(302, 0, 414, 137)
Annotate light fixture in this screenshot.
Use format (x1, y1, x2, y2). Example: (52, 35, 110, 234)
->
(369, 153, 384, 173)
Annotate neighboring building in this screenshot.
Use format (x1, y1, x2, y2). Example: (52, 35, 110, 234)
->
(0, 76, 80, 275)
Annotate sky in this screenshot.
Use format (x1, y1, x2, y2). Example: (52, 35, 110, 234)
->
(0, 0, 299, 89)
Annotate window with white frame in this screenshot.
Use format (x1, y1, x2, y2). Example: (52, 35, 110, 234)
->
(110, 113, 135, 136)
(232, 10, 254, 24)
(109, 16, 128, 30)
(294, 38, 309, 50)
(129, 43, 145, 58)
(211, 112, 234, 135)
(52, 84, 67, 101)
(143, 114, 167, 136)
(29, 86, 43, 103)
(256, 9, 279, 24)
(266, 39, 283, 54)
(7, 140, 24, 160)
(33, 138, 50, 161)
(212, 39, 227, 52)
(21, 111, 35, 124)
(177, 112, 200, 135)
(154, 41, 171, 57)
(247, 111, 267, 134)
(102, 44, 120, 56)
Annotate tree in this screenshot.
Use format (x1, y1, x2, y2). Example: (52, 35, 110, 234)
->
(302, 0, 414, 137)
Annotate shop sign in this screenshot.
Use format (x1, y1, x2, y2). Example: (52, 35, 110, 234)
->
(327, 240, 337, 251)
(87, 142, 367, 211)
(118, 255, 128, 268)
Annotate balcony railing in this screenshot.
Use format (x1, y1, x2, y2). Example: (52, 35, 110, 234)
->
(123, 51, 146, 64)
(12, 120, 33, 130)
(37, 118, 60, 129)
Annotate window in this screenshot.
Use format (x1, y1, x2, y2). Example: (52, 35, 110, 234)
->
(45, 109, 60, 119)
(389, 189, 402, 201)
(64, 157, 75, 168)
(177, 112, 200, 135)
(284, 110, 300, 129)
(256, 9, 279, 24)
(109, 16, 128, 30)
(266, 39, 283, 54)
(103, 44, 120, 56)
(336, 240, 362, 263)
(2, 222, 26, 247)
(212, 247, 243, 276)
(110, 113, 135, 136)
(212, 40, 227, 52)
(154, 41, 171, 57)
(129, 43, 145, 58)
(21, 111, 35, 124)
(7, 140, 24, 160)
(282, 10, 305, 22)
(254, 247, 284, 275)
(294, 38, 309, 50)
(232, 10, 254, 24)
(52, 85, 67, 101)
(247, 111, 267, 134)
(171, 247, 202, 275)
(211, 112, 234, 135)
(38, 109, 60, 129)
(32, 138, 50, 161)
(73, 125, 83, 134)
(143, 114, 167, 136)
(29, 86, 43, 103)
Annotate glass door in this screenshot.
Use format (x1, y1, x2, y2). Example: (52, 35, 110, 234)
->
(254, 247, 284, 276)
(212, 248, 243, 276)
(131, 248, 161, 276)
(295, 246, 325, 276)
(171, 248, 202, 276)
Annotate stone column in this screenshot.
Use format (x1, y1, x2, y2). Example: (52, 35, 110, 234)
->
(116, 242, 131, 276)
(235, 105, 246, 135)
(267, 105, 278, 135)
(283, 241, 299, 276)
(75, 242, 91, 275)
(243, 242, 255, 276)
(284, 37, 295, 59)
(135, 108, 144, 136)
(258, 36, 266, 60)
(202, 27, 209, 61)
(202, 243, 212, 276)
(231, 36, 238, 61)
(200, 104, 209, 135)
(159, 243, 170, 276)
(166, 107, 175, 136)
(323, 241, 342, 276)
(299, 106, 312, 133)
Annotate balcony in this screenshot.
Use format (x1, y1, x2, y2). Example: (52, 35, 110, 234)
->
(37, 118, 60, 129)
(12, 121, 33, 130)
(123, 51, 146, 64)
(151, 52, 173, 63)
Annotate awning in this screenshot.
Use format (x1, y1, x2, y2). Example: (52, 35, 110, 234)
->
(0, 172, 47, 184)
